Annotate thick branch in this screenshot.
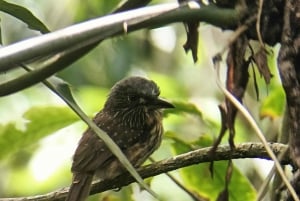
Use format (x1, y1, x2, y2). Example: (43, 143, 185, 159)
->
(2, 3, 238, 70)
(0, 0, 154, 97)
(0, 3, 239, 97)
(0, 142, 289, 201)
(0, 3, 238, 72)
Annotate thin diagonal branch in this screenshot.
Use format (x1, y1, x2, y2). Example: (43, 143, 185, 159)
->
(0, 142, 289, 201)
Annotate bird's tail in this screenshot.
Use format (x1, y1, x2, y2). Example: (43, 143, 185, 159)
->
(65, 173, 93, 201)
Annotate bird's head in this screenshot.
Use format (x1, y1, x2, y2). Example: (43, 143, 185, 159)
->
(104, 76, 174, 112)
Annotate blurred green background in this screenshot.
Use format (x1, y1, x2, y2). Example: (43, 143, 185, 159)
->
(0, 0, 286, 200)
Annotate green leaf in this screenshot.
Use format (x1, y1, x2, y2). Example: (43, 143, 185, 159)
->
(260, 86, 285, 119)
(8, 162, 70, 195)
(0, 106, 79, 160)
(0, 0, 50, 33)
(76, 86, 108, 114)
(171, 137, 257, 201)
(166, 100, 203, 118)
(150, 72, 188, 99)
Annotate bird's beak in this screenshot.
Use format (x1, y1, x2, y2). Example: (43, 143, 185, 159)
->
(152, 98, 175, 109)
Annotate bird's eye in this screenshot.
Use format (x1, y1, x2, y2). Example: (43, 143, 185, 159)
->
(128, 95, 139, 102)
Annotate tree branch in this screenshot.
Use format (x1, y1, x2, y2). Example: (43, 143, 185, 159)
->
(0, 0, 154, 95)
(0, 142, 289, 201)
(0, 3, 239, 97)
(0, 3, 238, 72)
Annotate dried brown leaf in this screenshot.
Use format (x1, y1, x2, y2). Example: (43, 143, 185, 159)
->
(253, 48, 273, 85)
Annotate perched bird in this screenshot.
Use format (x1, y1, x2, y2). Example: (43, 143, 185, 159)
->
(66, 76, 174, 201)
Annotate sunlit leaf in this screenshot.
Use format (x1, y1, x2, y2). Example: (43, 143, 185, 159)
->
(148, 73, 202, 120)
(171, 137, 257, 201)
(260, 86, 285, 119)
(0, 106, 79, 159)
(150, 72, 188, 99)
(0, 0, 50, 33)
(8, 163, 70, 195)
(76, 86, 108, 114)
(166, 100, 203, 118)
(74, 0, 120, 21)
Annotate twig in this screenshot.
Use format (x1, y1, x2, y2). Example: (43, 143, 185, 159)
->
(213, 57, 299, 201)
(217, 15, 256, 57)
(0, 143, 289, 201)
(256, 0, 264, 47)
(149, 158, 207, 201)
(256, 146, 289, 201)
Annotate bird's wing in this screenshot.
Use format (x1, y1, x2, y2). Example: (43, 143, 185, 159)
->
(71, 111, 144, 174)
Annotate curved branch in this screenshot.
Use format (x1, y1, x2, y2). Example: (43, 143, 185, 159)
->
(0, 0, 154, 97)
(0, 3, 238, 72)
(0, 142, 289, 201)
(0, 3, 239, 97)
(0, 43, 98, 97)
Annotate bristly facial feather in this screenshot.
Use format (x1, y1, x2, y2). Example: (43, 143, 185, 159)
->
(104, 76, 162, 128)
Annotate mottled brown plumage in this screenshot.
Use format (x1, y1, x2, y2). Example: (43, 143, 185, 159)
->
(66, 76, 174, 201)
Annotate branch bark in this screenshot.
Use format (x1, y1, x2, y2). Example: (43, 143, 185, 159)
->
(0, 3, 239, 97)
(0, 3, 238, 73)
(0, 142, 289, 201)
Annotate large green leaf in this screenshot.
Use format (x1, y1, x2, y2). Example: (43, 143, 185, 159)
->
(165, 100, 203, 118)
(260, 86, 285, 119)
(150, 72, 188, 99)
(0, 0, 50, 33)
(171, 136, 257, 201)
(0, 106, 79, 159)
(76, 86, 108, 114)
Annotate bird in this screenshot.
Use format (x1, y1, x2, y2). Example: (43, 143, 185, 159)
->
(65, 76, 174, 201)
